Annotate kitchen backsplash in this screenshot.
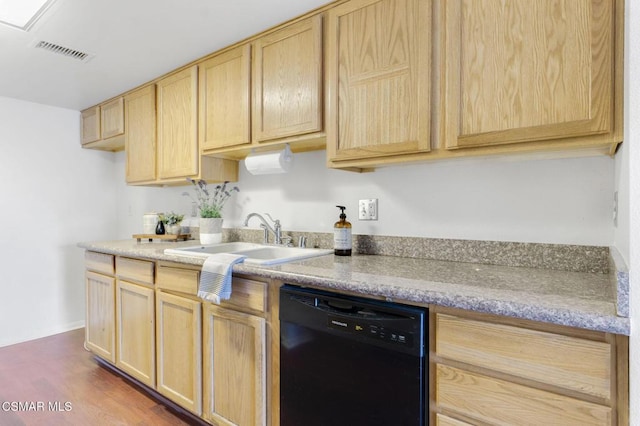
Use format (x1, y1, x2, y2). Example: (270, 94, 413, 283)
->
(220, 228, 610, 274)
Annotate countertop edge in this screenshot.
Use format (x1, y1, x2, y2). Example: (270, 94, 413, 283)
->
(609, 246, 630, 318)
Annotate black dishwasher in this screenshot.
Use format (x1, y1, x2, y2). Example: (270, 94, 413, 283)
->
(280, 284, 428, 426)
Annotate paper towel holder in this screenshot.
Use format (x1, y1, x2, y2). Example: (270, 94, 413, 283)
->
(244, 143, 293, 175)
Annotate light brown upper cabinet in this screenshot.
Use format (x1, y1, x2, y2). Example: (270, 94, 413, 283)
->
(440, 0, 620, 152)
(253, 14, 323, 143)
(157, 66, 200, 180)
(157, 66, 239, 184)
(100, 98, 125, 139)
(125, 85, 157, 184)
(199, 45, 252, 151)
(81, 106, 100, 145)
(326, 0, 432, 165)
(81, 97, 125, 151)
(200, 15, 325, 159)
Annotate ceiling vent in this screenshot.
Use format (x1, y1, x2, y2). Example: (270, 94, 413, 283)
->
(32, 40, 94, 63)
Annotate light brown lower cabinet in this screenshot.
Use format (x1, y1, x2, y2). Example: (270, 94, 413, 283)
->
(83, 253, 629, 426)
(155, 291, 202, 415)
(432, 309, 629, 426)
(85, 270, 116, 363)
(436, 413, 472, 426)
(155, 261, 270, 425)
(115, 280, 155, 388)
(202, 303, 266, 426)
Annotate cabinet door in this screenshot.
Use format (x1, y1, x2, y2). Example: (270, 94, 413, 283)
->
(203, 303, 266, 426)
(253, 15, 323, 142)
(125, 85, 157, 183)
(441, 0, 614, 149)
(81, 106, 100, 145)
(85, 271, 115, 363)
(116, 280, 155, 388)
(326, 0, 431, 162)
(101, 97, 125, 139)
(157, 66, 199, 180)
(200, 45, 252, 150)
(155, 291, 202, 415)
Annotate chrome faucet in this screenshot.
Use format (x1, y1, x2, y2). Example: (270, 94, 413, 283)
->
(244, 213, 282, 245)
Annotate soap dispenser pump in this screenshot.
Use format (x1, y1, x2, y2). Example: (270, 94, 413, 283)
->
(334, 205, 352, 256)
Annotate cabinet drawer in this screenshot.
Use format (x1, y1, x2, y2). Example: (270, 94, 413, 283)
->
(436, 364, 611, 426)
(116, 257, 154, 284)
(156, 265, 266, 313)
(85, 251, 114, 275)
(157, 265, 200, 295)
(436, 413, 471, 426)
(219, 277, 266, 314)
(435, 314, 612, 399)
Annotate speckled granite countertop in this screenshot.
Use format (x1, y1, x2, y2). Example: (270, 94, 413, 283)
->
(78, 239, 630, 336)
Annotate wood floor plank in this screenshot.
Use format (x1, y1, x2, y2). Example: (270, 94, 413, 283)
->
(0, 329, 196, 425)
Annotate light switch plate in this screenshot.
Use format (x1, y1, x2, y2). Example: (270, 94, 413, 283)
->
(358, 199, 378, 220)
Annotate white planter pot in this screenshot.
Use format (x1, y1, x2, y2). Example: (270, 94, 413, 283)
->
(167, 223, 182, 235)
(199, 218, 223, 244)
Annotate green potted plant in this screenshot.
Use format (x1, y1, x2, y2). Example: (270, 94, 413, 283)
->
(159, 212, 185, 235)
(183, 179, 239, 244)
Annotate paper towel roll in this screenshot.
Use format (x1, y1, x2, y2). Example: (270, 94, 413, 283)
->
(245, 145, 293, 175)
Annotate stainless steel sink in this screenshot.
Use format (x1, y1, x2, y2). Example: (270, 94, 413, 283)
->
(164, 242, 333, 265)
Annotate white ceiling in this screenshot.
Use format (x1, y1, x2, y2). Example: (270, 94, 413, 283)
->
(0, 0, 332, 111)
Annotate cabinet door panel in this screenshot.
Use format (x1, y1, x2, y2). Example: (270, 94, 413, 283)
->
(203, 304, 266, 426)
(156, 291, 202, 414)
(327, 0, 431, 161)
(157, 66, 199, 179)
(85, 271, 115, 363)
(125, 85, 157, 183)
(200, 45, 251, 150)
(81, 106, 100, 145)
(442, 0, 613, 149)
(253, 15, 323, 142)
(116, 280, 155, 387)
(101, 97, 125, 139)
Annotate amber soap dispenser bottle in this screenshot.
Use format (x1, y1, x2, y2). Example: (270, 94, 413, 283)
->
(334, 205, 352, 256)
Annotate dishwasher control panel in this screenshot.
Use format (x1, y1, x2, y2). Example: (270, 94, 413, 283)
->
(281, 285, 427, 357)
(327, 315, 415, 347)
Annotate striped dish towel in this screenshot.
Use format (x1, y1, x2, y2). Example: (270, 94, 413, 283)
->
(198, 253, 246, 304)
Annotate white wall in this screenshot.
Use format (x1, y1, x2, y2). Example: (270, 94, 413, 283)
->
(622, 0, 639, 424)
(0, 96, 117, 347)
(116, 151, 615, 246)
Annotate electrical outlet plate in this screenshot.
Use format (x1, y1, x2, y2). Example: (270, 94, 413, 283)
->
(358, 199, 378, 220)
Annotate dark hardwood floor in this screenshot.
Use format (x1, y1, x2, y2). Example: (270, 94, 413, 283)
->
(0, 328, 196, 426)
